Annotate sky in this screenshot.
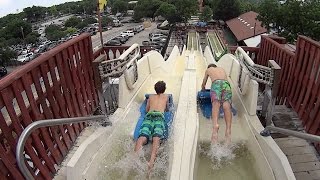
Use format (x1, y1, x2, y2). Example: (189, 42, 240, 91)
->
(0, 0, 79, 17)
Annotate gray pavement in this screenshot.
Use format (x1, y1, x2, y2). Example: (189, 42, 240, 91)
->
(91, 22, 158, 50)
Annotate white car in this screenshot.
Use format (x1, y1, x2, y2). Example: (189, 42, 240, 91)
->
(17, 53, 35, 62)
(120, 31, 134, 37)
(150, 35, 167, 42)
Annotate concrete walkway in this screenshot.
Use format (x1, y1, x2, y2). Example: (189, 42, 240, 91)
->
(272, 105, 320, 180)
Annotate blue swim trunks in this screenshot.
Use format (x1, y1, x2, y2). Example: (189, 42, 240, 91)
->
(139, 110, 165, 141)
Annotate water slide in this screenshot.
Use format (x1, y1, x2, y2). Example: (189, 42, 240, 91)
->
(207, 30, 227, 60)
(64, 32, 295, 180)
(65, 44, 186, 179)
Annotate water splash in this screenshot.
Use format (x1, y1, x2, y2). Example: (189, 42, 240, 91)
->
(199, 141, 247, 170)
(97, 101, 172, 180)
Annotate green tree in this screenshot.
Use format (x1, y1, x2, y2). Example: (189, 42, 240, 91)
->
(102, 16, 113, 27)
(0, 46, 17, 66)
(155, 2, 179, 23)
(215, 0, 241, 21)
(112, 0, 128, 14)
(76, 22, 88, 29)
(84, 17, 97, 25)
(257, 0, 282, 32)
(49, 6, 59, 16)
(133, 0, 163, 20)
(23, 6, 47, 22)
(4, 19, 32, 40)
(64, 27, 77, 35)
(65, 17, 82, 28)
(25, 32, 40, 44)
(171, 0, 198, 23)
(200, 5, 213, 22)
(45, 25, 66, 41)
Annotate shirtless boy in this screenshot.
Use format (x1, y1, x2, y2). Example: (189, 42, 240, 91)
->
(134, 81, 168, 170)
(201, 64, 232, 144)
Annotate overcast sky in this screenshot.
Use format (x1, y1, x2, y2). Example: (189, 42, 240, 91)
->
(0, 0, 80, 17)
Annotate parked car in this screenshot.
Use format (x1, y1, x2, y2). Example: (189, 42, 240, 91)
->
(134, 25, 144, 33)
(149, 33, 167, 40)
(113, 36, 127, 44)
(119, 34, 129, 41)
(0, 67, 7, 78)
(104, 40, 122, 46)
(150, 35, 167, 42)
(17, 53, 36, 62)
(152, 37, 167, 43)
(121, 31, 134, 37)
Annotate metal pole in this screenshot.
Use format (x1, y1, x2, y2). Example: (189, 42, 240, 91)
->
(261, 126, 320, 143)
(16, 115, 109, 180)
(97, 0, 104, 47)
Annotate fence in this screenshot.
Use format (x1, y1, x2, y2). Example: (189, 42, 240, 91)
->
(253, 35, 320, 149)
(0, 34, 98, 179)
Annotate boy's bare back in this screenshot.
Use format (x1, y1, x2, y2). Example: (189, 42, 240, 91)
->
(206, 67, 227, 82)
(147, 94, 168, 113)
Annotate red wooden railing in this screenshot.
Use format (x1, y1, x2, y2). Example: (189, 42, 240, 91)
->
(257, 36, 296, 104)
(248, 35, 320, 149)
(287, 36, 320, 137)
(0, 33, 98, 179)
(93, 46, 153, 60)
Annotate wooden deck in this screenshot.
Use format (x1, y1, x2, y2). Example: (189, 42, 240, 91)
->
(272, 105, 320, 180)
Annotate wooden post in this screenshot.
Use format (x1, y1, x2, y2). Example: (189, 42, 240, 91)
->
(265, 60, 281, 126)
(93, 54, 108, 114)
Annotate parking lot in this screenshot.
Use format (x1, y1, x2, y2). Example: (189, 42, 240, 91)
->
(91, 22, 163, 50)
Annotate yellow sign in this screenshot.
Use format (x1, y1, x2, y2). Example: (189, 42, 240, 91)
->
(99, 0, 108, 11)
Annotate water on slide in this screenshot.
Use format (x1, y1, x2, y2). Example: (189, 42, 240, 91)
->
(193, 42, 259, 179)
(96, 54, 186, 180)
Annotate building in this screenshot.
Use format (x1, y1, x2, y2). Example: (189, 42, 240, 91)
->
(226, 11, 268, 47)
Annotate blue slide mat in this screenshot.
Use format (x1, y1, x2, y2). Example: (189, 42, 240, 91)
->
(197, 90, 237, 119)
(133, 94, 174, 141)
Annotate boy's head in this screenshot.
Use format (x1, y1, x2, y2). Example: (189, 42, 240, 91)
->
(154, 81, 166, 94)
(207, 64, 217, 68)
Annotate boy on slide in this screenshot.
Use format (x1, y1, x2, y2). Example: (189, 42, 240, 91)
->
(201, 64, 233, 144)
(134, 81, 168, 171)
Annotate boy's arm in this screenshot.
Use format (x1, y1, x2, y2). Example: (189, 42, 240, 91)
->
(146, 98, 150, 113)
(201, 70, 209, 90)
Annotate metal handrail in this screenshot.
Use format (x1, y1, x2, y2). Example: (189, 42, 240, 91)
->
(16, 115, 110, 180)
(260, 125, 320, 143)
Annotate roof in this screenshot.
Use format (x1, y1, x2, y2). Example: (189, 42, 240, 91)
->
(243, 33, 268, 47)
(226, 11, 267, 42)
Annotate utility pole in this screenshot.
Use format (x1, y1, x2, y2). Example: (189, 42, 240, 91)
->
(97, 0, 104, 47)
(21, 26, 25, 45)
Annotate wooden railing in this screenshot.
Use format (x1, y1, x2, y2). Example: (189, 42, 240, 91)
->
(257, 36, 296, 105)
(93, 46, 153, 60)
(251, 35, 320, 150)
(287, 36, 320, 137)
(0, 33, 98, 179)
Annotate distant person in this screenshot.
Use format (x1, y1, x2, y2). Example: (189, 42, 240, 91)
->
(201, 64, 232, 144)
(134, 81, 168, 172)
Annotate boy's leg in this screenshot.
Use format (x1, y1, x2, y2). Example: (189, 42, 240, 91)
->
(222, 101, 232, 144)
(211, 101, 220, 143)
(134, 136, 147, 152)
(148, 137, 160, 169)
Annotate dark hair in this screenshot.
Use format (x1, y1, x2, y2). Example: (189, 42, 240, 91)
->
(154, 81, 166, 94)
(207, 64, 217, 68)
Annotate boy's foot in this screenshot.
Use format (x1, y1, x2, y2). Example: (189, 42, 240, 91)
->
(211, 125, 219, 143)
(225, 135, 231, 145)
(147, 161, 154, 175)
